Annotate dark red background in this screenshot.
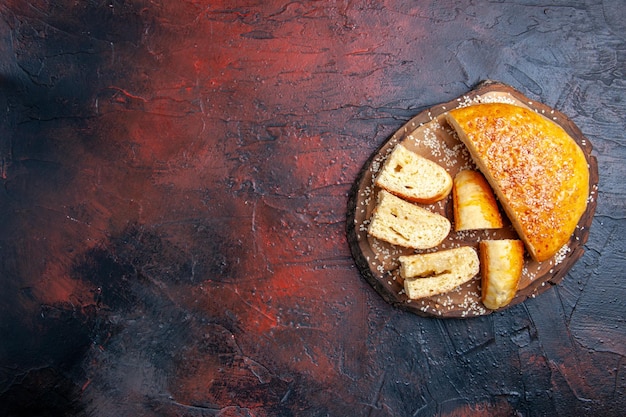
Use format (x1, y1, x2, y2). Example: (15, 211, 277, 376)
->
(0, 1, 625, 416)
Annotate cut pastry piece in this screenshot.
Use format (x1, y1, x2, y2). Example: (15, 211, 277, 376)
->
(480, 239, 525, 310)
(367, 190, 450, 249)
(453, 170, 503, 231)
(446, 103, 589, 262)
(375, 143, 452, 204)
(399, 246, 479, 299)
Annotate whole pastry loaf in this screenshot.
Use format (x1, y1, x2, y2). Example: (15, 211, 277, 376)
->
(446, 103, 589, 262)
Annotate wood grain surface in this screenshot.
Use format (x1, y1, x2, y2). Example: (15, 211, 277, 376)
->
(0, 1, 624, 416)
(347, 81, 599, 318)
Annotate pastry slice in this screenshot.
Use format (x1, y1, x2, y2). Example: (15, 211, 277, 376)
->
(446, 103, 589, 262)
(480, 239, 525, 309)
(368, 190, 450, 249)
(453, 169, 503, 231)
(375, 143, 452, 204)
(399, 246, 479, 299)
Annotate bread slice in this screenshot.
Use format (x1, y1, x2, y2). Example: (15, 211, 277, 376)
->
(375, 144, 452, 204)
(446, 103, 589, 262)
(367, 190, 450, 249)
(399, 246, 479, 299)
(480, 239, 525, 309)
(453, 170, 503, 231)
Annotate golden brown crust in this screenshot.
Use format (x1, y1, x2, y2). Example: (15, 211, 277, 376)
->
(480, 240, 524, 309)
(447, 103, 589, 262)
(452, 170, 503, 231)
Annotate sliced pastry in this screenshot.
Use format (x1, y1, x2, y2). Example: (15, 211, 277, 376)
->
(453, 169, 503, 231)
(368, 190, 450, 249)
(375, 143, 452, 204)
(480, 239, 525, 310)
(399, 246, 479, 299)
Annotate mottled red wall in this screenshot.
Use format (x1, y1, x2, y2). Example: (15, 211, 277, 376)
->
(0, 1, 625, 416)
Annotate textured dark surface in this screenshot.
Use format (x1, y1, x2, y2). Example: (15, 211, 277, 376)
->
(0, 1, 624, 416)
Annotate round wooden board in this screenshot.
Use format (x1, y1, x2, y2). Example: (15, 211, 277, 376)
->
(346, 81, 599, 318)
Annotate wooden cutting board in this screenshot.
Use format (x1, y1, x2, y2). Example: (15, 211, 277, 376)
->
(346, 80, 599, 318)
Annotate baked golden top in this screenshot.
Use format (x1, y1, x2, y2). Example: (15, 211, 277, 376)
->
(447, 103, 589, 262)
